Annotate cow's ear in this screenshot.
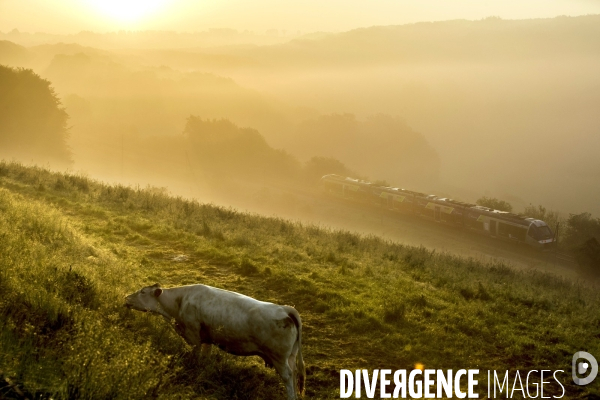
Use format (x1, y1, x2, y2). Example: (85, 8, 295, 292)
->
(154, 288, 163, 297)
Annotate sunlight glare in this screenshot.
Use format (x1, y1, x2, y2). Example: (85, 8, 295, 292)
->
(87, 0, 166, 22)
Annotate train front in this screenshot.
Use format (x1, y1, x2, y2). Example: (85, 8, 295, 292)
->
(527, 220, 556, 249)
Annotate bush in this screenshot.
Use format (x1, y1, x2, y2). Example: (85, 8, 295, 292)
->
(563, 212, 600, 249)
(239, 258, 260, 276)
(383, 298, 406, 325)
(575, 237, 600, 277)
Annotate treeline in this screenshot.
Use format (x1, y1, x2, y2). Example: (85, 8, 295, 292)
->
(0, 64, 367, 188)
(290, 113, 439, 188)
(0, 41, 443, 190)
(183, 116, 359, 184)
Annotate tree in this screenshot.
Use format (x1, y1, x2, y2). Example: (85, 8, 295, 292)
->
(0, 65, 71, 164)
(183, 116, 301, 181)
(476, 196, 513, 212)
(563, 212, 600, 250)
(574, 237, 600, 277)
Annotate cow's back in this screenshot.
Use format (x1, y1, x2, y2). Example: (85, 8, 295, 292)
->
(178, 285, 296, 356)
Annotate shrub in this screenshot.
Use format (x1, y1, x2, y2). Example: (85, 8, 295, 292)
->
(563, 212, 600, 249)
(239, 259, 260, 276)
(575, 237, 600, 277)
(383, 298, 406, 325)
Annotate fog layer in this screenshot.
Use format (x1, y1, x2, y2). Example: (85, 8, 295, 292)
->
(1, 15, 599, 215)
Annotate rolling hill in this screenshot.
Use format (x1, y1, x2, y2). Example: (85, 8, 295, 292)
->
(0, 161, 598, 398)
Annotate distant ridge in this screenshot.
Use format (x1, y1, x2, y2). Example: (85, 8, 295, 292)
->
(3, 14, 600, 55)
(250, 14, 600, 67)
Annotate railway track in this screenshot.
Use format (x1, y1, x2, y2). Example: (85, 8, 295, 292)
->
(253, 181, 582, 278)
(552, 252, 577, 265)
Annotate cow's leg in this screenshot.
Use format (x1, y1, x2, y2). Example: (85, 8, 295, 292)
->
(287, 351, 297, 394)
(261, 355, 274, 368)
(193, 344, 212, 364)
(200, 343, 212, 356)
(274, 360, 296, 400)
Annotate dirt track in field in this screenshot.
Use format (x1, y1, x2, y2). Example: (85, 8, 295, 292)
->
(217, 183, 580, 281)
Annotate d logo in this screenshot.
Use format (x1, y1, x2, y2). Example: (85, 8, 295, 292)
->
(573, 351, 598, 386)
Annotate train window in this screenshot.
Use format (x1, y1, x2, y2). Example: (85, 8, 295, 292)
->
(472, 221, 484, 230)
(528, 225, 539, 239)
(453, 214, 462, 225)
(528, 225, 553, 240)
(499, 223, 527, 241)
(498, 223, 509, 237)
(537, 225, 553, 239)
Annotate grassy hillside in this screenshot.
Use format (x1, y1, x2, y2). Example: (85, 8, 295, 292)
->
(0, 161, 598, 399)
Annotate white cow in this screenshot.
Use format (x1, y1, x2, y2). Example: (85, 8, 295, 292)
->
(125, 283, 305, 399)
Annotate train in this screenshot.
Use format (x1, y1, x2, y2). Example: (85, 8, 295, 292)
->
(320, 174, 556, 250)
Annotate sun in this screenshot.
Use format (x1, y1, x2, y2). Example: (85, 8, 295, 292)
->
(87, 0, 166, 23)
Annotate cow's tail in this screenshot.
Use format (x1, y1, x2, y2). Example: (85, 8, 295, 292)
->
(285, 306, 305, 397)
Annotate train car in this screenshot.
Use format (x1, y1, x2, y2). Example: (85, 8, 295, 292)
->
(463, 205, 555, 249)
(372, 185, 426, 214)
(320, 174, 556, 250)
(320, 174, 375, 204)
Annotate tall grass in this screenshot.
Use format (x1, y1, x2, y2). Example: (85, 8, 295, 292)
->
(0, 160, 599, 399)
(0, 188, 171, 398)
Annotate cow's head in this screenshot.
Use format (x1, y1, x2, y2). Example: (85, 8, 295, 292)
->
(124, 283, 163, 313)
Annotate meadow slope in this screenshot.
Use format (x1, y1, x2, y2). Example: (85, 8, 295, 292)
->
(0, 161, 598, 399)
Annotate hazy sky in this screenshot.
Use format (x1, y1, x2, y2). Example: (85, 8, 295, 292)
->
(2, 0, 600, 34)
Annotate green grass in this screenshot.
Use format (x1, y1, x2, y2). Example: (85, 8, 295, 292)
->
(0, 160, 599, 399)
